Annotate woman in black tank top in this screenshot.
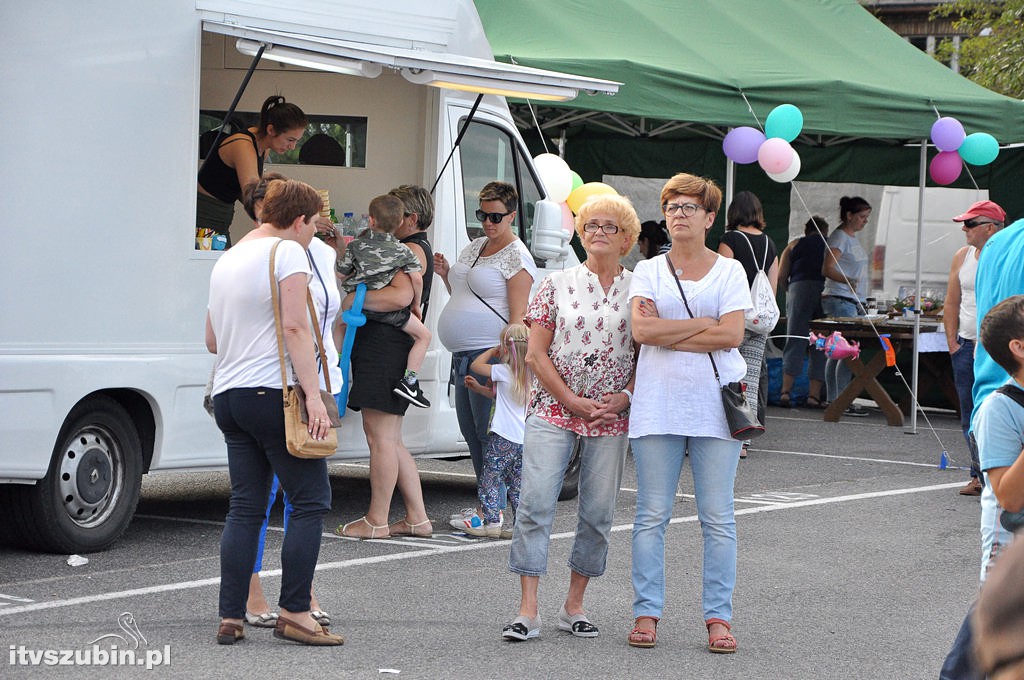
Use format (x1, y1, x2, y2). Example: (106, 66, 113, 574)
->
(196, 96, 307, 244)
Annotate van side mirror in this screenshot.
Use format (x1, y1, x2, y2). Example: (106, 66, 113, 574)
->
(530, 199, 571, 263)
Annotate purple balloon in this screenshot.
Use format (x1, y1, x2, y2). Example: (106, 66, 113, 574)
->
(723, 127, 767, 164)
(930, 117, 966, 152)
(929, 150, 963, 185)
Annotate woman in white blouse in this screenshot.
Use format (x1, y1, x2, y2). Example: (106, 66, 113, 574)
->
(434, 181, 537, 512)
(627, 173, 750, 654)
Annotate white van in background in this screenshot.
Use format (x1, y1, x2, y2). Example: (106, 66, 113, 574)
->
(0, 0, 616, 553)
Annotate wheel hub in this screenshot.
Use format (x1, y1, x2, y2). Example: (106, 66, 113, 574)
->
(59, 428, 120, 527)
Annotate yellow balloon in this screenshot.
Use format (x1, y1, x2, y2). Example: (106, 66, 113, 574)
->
(566, 182, 618, 214)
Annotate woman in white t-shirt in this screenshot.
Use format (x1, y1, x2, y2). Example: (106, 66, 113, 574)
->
(206, 179, 341, 647)
(434, 181, 537, 509)
(627, 173, 750, 654)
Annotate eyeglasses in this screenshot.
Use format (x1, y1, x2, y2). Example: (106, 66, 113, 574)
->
(964, 219, 997, 229)
(582, 222, 620, 234)
(476, 208, 514, 224)
(662, 202, 705, 217)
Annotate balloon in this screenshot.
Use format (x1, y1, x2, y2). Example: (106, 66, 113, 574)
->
(764, 104, 804, 142)
(958, 132, 999, 166)
(533, 153, 573, 203)
(566, 182, 617, 214)
(570, 171, 584, 192)
(930, 117, 966, 152)
(757, 138, 795, 175)
(766, 149, 802, 183)
(929, 150, 963, 185)
(560, 201, 575, 234)
(722, 126, 766, 164)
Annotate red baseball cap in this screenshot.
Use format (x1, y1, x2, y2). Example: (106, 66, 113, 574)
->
(952, 200, 1006, 223)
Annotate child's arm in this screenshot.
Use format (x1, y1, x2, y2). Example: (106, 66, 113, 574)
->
(464, 375, 494, 398)
(470, 347, 499, 378)
(988, 451, 1024, 513)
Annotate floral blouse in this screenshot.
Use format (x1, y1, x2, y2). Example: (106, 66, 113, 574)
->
(525, 263, 634, 437)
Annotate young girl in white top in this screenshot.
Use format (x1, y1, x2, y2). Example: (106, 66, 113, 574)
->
(464, 323, 531, 538)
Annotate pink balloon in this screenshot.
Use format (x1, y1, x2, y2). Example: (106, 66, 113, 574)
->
(757, 138, 795, 175)
(930, 117, 966, 152)
(929, 150, 963, 185)
(723, 127, 766, 164)
(560, 201, 575, 234)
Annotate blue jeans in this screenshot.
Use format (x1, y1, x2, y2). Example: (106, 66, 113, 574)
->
(784, 279, 826, 383)
(509, 416, 627, 578)
(950, 337, 981, 479)
(631, 434, 741, 622)
(939, 606, 982, 680)
(822, 296, 861, 402)
(452, 348, 493, 479)
(213, 388, 331, 618)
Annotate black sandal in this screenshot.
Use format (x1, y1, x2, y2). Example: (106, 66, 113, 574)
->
(805, 396, 825, 409)
(778, 391, 791, 408)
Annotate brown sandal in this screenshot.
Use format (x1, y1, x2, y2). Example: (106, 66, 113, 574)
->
(388, 517, 433, 537)
(628, 616, 659, 648)
(274, 617, 344, 646)
(706, 617, 737, 654)
(216, 621, 245, 645)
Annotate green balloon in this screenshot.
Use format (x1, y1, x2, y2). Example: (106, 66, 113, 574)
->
(959, 132, 999, 166)
(570, 171, 584, 192)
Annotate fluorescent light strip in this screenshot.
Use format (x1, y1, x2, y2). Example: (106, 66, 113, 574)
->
(235, 39, 382, 79)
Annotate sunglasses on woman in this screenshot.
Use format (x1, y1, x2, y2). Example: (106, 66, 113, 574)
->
(476, 209, 514, 224)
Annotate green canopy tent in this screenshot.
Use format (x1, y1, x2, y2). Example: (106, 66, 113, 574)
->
(475, 0, 1024, 218)
(476, 0, 1024, 429)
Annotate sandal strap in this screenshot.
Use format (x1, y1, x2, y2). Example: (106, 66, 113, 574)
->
(705, 617, 731, 631)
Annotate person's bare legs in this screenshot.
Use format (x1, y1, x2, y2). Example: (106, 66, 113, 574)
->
(393, 438, 431, 530)
(519, 575, 540, 618)
(400, 315, 431, 374)
(247, 573, 271, 615)
(563, 570, 590, 616)
(356, 409, 401, 535)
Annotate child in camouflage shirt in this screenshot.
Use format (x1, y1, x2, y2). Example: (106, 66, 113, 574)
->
(336, 194, 432, 407)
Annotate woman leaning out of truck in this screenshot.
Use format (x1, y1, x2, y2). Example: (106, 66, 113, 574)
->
(197, 95, 307, 246)
(821, 196, 872, 416)
(206, 178, 341, 646)
(434, 181, 537, 512)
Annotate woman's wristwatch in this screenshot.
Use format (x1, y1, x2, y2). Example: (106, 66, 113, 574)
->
(620, 388, 633, 403)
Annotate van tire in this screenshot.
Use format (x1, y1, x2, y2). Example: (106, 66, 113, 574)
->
(4, 396, 143, 553)
(558, 437, 582, 501)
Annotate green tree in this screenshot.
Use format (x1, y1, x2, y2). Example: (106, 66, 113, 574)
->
(933, 0, 1024, 98)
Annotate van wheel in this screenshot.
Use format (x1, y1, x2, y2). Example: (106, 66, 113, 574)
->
(558, 437, 582, 501)
(4, 396, 142, 553)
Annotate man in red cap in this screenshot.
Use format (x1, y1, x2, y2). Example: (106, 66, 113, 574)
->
(946, 199, 1007, 497)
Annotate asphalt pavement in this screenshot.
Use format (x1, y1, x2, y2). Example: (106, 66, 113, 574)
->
(0, 402, 983, 679)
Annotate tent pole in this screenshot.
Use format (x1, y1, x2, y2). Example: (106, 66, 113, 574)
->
(908, 139, 927, 434)
(725, 155, 735, 210)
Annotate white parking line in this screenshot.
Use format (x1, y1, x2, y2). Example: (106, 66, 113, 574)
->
(0, 480, 965, 617)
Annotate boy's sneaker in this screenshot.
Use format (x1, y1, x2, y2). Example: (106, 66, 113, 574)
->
(844, 404, 869, 417)
(464, 521, 503, 538)
(393, 378, 430, 408)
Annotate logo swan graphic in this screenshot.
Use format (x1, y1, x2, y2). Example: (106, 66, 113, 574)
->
(89, 612, 148, 648)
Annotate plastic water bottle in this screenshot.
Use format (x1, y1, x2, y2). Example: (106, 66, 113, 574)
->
(342, 212, 355, 236)
(358, 213, 369, 234)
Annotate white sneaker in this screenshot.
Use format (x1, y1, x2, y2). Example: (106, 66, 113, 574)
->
(449, 508, 502, 530)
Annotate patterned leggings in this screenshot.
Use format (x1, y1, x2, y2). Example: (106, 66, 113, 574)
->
(479, 433, 522, 525)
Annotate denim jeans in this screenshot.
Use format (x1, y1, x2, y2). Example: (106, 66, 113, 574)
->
(784, 279, 826, 383)
(509, 416, 627, 578)
(950, 337, 981, 479)
(452, 348, 493, 479)
(939, 606, 982, 680)
(631, 434, 741, 621)
(214, 388, 331, 618)
(822, 296, 860, 402)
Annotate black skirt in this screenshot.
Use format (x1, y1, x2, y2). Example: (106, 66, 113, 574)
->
(347, 319, 414, 415)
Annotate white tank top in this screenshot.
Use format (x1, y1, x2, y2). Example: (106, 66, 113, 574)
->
(957, 246, 979, 341)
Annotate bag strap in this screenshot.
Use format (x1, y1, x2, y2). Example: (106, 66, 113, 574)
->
(736, 230, 768, 273)
(468, 244, 509, 324)
(996, 384, 1024, 409)
(665, 254, 722, 384)
(269, 239, 333, 404)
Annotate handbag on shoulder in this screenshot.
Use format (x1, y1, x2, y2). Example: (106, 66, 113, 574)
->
(269, 240, 342, 459)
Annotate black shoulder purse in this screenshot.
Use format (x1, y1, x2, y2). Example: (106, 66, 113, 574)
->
(664, 255, 764, 440)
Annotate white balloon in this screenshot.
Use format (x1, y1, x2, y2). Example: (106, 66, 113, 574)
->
(766, 149, 802, 183)
(533, 153, 574, 203)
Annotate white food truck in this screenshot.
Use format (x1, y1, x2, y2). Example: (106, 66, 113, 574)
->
(0, 0, 618, 552)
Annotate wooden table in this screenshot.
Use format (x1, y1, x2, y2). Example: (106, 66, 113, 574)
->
(808, 316, 942, 426)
